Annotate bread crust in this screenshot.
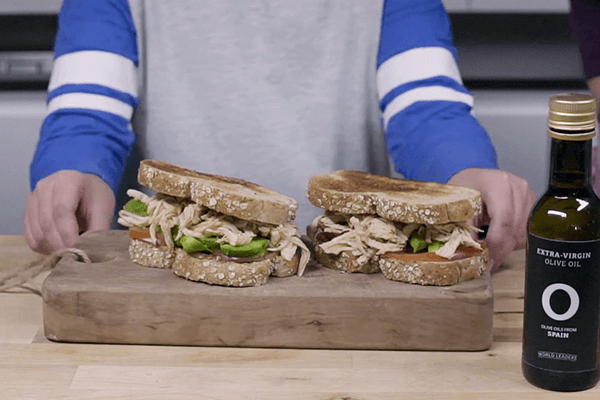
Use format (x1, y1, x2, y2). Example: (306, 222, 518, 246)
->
(312, 245, 381, 274)
(171, 249, 300, 287)
(306, 223, 380, 274)
(171, 250, 271, 287)
(270, 251, 301, 277)
(137, 159, 298, 225)
(307, 170, 482, 224)
(378, 247, 488, 286)
(173, 249, 299, 287)
(129, 239, 176, 269)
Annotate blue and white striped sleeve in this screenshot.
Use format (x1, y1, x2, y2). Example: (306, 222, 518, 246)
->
(30, 0, 138, 193)
(378, 0, 498, 183)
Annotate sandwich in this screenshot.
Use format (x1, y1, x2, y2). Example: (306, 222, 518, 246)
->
(306, 170, 488, 286)
(118, 160, 310, 287)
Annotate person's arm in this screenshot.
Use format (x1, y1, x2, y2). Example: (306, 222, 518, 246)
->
(377, 0, 536, 270)
(31, 0, 138, 191)
(24, 0, 138, 253)
(377, 0, 497, 182)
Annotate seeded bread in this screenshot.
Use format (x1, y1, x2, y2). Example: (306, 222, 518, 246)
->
(270, 251, 301, 277)
(171, 249, 301, 287)
(128, 239, 176, 269)
(312, 245, 381, 274)
(306, 223, 380, 274)
(307, 170, 482, 224)
(378, 247, 488, 286)
(137, 159, 298, 225)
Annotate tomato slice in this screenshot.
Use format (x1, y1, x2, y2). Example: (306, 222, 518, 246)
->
(129, 227, 166, 246)
(383, 242, 486, 262)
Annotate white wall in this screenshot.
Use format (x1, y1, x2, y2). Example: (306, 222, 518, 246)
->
(0, 92, 46, 234)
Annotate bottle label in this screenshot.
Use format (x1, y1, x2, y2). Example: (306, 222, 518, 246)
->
(523, 234, 600, 372)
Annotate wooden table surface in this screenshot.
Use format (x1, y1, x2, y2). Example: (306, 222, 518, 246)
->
(1, 235, 599, 399)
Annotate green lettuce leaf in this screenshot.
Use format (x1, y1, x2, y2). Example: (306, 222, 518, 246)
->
(428, 241, 444, 253)
(123, 199, 148, 217)
(409, 233, 427, 253)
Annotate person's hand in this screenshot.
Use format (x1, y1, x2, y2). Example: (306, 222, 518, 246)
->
(448, 168, 536, 272)
(23, 170, 115, 254)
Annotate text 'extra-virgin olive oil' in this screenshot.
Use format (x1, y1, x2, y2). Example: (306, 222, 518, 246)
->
(522, 93, 600, 391)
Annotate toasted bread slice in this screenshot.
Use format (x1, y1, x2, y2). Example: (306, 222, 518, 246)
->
(307, 170, 482, 224)
(306, 222, 380, 273)
(378, 246, 488, 286)
(138, 159, 298, 225)
(171, 249, 301, 287)
(312, 245, 381, 274)
(129, 239, 176, 269)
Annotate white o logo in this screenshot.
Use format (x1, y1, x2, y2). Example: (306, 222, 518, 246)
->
(541, 283, 580, 321)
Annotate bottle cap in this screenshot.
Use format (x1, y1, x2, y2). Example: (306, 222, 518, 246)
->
(548, 93, 597, 140)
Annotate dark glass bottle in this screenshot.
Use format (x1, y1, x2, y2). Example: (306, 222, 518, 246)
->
(522, 93, 600, 391)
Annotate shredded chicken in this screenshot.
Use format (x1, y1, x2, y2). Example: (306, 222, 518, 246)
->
(310, 213, 408, 266)
(431, 223, 482, 258)
(181, 211, 257, 246)
(310, 212, 482, 261)
(118, 190, 190, 248)
(260, 223, 311, 276)
(118, 190, 310, 275)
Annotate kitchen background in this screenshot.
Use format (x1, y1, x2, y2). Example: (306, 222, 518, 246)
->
(0, 0, 587, 234)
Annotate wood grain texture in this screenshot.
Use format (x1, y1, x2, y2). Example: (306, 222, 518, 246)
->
(42, 231, 493, 350)
(0, 293, 43, 343)
(3, 236, 598, 399)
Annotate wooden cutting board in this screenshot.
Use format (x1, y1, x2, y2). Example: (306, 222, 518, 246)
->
(42, 231, 493, 351)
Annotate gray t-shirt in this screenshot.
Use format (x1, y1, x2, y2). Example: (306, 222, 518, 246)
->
(127, 0, 389, 230)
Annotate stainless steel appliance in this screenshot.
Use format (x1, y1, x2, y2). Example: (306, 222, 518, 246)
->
(0, 2, 58, 234)
(445, 0, 584, 198)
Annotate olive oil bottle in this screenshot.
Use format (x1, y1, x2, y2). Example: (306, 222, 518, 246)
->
(522, 93, 600, 391)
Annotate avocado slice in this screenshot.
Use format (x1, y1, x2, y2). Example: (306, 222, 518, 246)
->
(220, 237, 270, 257)
(179, 235, 220, 253)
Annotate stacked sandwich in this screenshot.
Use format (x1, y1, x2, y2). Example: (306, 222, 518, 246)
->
(306, 170, 488, 286)
(118, 160, 310, 287)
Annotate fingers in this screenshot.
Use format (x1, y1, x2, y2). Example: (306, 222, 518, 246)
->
(449, 168, 536, 272)
(85, 205, 112, 232)
(482, 179, 518, 272)
(25, 173, 81, 253)
(52, 181, 83, 247)
(22, 170, 114, 254)
(24, 193, 52, 254)
(488, 173, 536, 270)
(521, 186, 537, 247)
(81, 177, 115, 232)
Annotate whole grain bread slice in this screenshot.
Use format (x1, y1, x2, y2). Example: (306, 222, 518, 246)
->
(128, 239, 176, 269)
(378, 247, 488, 286)
(311, 245, 381, 274)
(171, 249, 301, 287)
(307, 170, 482, 224)
(137, 159, 298, 225)
(306, 222, 380, 273)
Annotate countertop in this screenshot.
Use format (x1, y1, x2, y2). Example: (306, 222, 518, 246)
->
(1, 235, 598, 399)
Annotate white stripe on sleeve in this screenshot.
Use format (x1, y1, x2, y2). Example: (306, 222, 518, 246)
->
(47, 93, 134, 120)
(48, 51, 138, 96)
(383, 86, 473, 129)
(377, 47, 462, 100)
